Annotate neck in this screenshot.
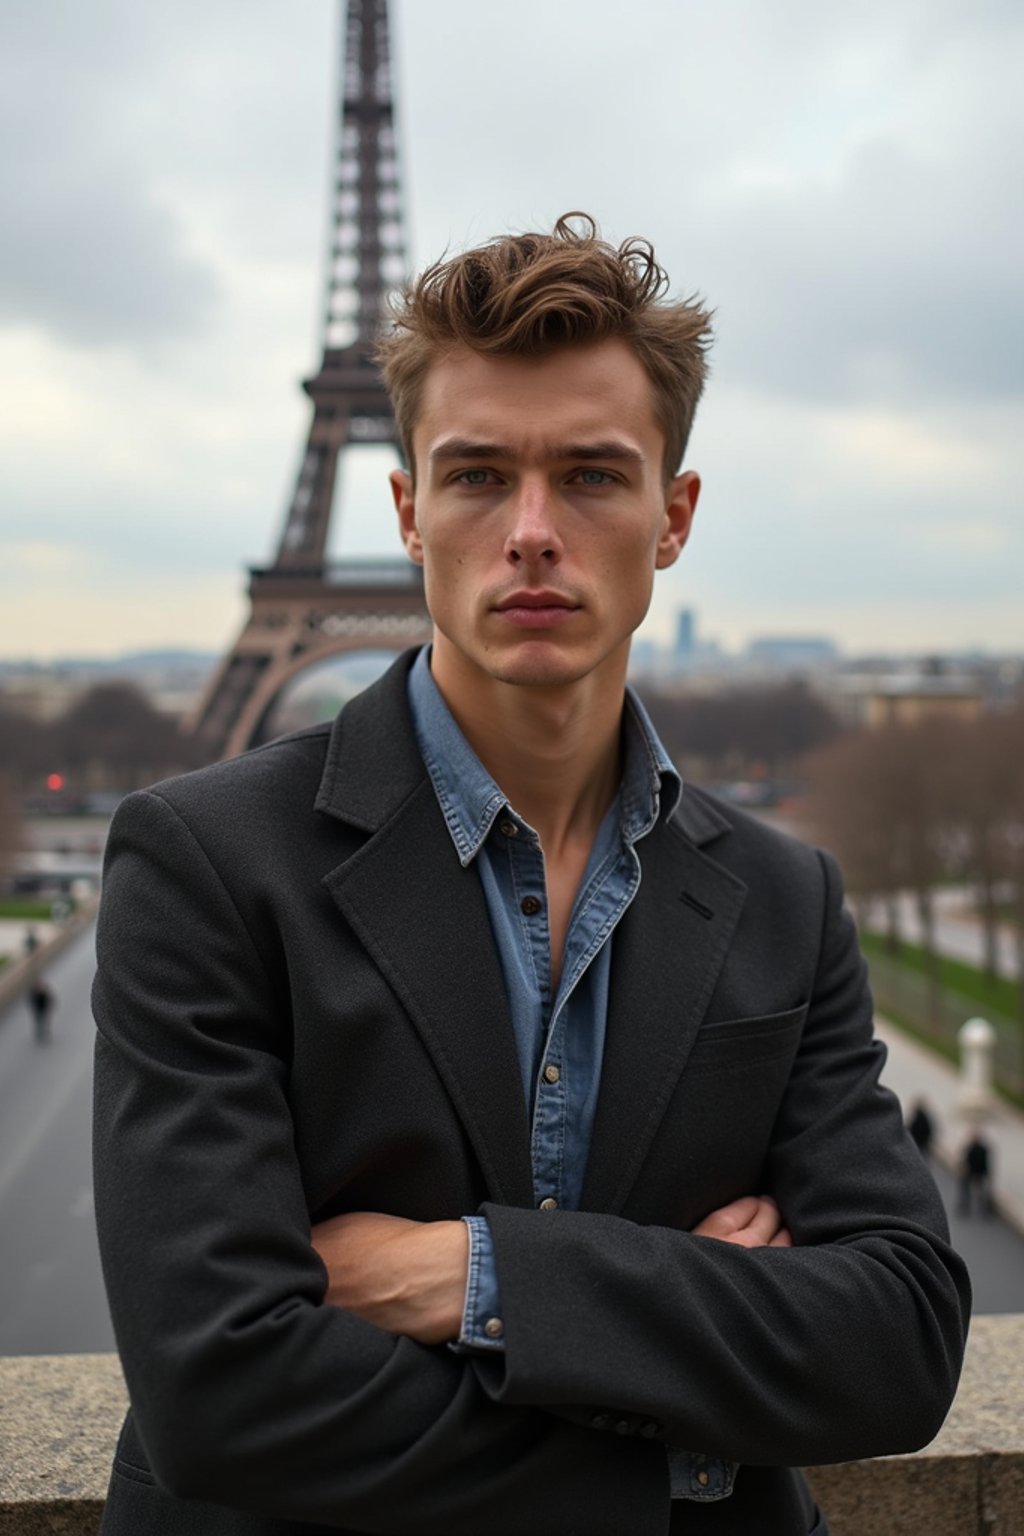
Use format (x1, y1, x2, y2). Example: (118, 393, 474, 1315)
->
(429, 640, 628, 857)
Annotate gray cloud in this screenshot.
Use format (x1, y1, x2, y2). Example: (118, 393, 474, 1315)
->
(0, 3, 221, 345)
(400, 0, 1024, 409)
(0, 0, 335, 348)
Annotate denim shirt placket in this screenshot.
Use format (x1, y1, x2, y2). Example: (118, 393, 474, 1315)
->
(519, 828, 639, 1212)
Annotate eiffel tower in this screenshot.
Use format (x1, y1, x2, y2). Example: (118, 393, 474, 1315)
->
(188, 0, 430, 760)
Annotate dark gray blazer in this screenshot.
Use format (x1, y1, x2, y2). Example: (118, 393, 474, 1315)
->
(92, 650, 969, 1536)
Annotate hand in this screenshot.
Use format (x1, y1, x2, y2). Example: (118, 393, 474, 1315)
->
(693, 1194, 792, 1249)
(310, 1210, 469, 1345)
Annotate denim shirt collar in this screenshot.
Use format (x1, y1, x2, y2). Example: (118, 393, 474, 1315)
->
(407, 645, 682, 868)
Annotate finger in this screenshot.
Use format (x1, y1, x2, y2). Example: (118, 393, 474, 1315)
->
(692, 1195, 761, 1239)
(769, 1227, 793, 1248)
(743, 1196, 784, 1246)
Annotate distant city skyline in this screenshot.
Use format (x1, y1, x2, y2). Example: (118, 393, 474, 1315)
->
(2, 1, 1022, 661)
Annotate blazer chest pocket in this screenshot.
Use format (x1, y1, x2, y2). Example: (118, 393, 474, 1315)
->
(685, 1002, 808, 1076)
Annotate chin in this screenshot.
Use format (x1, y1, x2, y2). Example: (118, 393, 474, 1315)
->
(481, 644, 601, 690)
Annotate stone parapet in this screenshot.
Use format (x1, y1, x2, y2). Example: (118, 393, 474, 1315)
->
(807, 1312, 1024, 1532)
(0, 1353, 123, 1536)
(1, 1316, 1022, 1534)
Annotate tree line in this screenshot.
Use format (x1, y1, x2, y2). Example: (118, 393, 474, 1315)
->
(636, 679, 841, 784)
(0, 683, 204, 799)
(805, 708, 1024, 1014)
(2, 677, 1022, 1014)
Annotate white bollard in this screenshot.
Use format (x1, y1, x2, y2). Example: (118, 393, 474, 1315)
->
(957, 1017, 996, 1121)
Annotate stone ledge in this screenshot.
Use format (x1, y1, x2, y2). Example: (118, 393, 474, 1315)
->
(806, 1313, 1024, 1533)
(0, 1353, 124, 1536)
(2, 1317, 1022, 1534)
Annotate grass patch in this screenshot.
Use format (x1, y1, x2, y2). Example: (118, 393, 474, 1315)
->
(859, 929, 1019, 1018)
(0, 898, 56, 921)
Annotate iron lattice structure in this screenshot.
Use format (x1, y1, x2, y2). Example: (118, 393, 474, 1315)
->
(188, 0, 429, 760)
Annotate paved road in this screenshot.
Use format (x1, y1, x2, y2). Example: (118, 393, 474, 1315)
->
(928, 1159, 1024, 1315)
(0, 923, 115, 1355)
(0, 923, 1022, 1359)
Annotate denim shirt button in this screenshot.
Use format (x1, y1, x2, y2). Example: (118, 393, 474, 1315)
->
(520, 895, 542, 916)
(543, 1063, 560, 1084)
(499, 819, 518, 837)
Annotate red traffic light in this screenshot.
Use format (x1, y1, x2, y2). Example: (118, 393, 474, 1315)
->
(46, 773, 65, 792)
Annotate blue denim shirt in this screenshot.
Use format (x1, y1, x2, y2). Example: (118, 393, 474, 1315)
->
(407, 646, 735, 1504)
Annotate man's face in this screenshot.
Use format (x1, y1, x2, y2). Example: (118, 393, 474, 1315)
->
(391, 338, 699, 695)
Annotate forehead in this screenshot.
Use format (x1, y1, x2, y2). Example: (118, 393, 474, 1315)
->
(413, 338, 663, 458)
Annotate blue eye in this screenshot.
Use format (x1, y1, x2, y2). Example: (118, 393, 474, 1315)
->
(458, 469, 492, 485)
(576, 469, 613, 486)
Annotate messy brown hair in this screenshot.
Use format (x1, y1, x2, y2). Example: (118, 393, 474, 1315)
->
(376, 212, 713, 482)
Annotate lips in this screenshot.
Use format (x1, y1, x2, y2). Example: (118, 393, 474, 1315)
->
(495, 590, 579, 612)
(493, 592, 580, 629)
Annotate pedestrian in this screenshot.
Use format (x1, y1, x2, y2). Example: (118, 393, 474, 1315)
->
(28, 978, 54, 1043)
(958, 1130, 993, 1216)
(23, 926, 39, 956)
(908, 1100, 935, 1158)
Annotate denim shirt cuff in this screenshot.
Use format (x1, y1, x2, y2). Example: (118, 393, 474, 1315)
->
(455, 1214, 506, 1352)
(667, 1449, 737, 1501)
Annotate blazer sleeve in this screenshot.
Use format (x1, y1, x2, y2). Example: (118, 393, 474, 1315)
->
(92, 789, 667, 1535)
(475, 849, 971, 1468)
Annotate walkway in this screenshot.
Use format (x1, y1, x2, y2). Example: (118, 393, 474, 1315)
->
(875, 1015, 1024, 1229)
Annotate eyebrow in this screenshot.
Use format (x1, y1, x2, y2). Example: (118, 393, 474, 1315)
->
(427, 438, 646, 466)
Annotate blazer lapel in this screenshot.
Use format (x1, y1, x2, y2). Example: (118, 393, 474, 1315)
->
(316, 654, 534, 1208)
(581, 799, 747, 1214)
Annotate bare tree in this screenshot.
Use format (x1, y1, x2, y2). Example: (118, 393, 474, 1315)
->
(936, 710, 1019, 983)
(0, 776, 23, 890)
(638, 682, 841, 783)
(49, 683, 203, 792)
(0, 701, 54, 794)
(806, 728, 909, 949)
(988, 708, 1024, 1024)
(806, 718, 962, 1027)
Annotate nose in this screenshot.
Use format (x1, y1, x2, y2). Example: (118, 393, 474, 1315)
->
(504, 478, 563, 566)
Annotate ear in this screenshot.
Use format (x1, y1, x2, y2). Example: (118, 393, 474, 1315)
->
(655, 470, 700, 570)
(390, 468, 423, 565)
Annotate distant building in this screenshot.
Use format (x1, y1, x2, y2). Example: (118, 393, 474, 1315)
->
(0, 654, 218, 722)
(828, 673, 984, 729)
(0, 669, 84, 721)
(675, 609, 695, 658)
(745, 637, 839, 670)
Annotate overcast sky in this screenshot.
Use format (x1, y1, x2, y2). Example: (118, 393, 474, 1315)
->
(2, 0, 1021, 662)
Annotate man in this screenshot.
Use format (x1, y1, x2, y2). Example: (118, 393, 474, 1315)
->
(93, 214, 969, 1535)
(959, 1130, 993, 1215)
(28, 975, 54, 1043)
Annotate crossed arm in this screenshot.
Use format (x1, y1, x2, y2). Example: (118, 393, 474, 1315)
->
(93, 791, 968, 1530)
(311, 1195, 792, 1345)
